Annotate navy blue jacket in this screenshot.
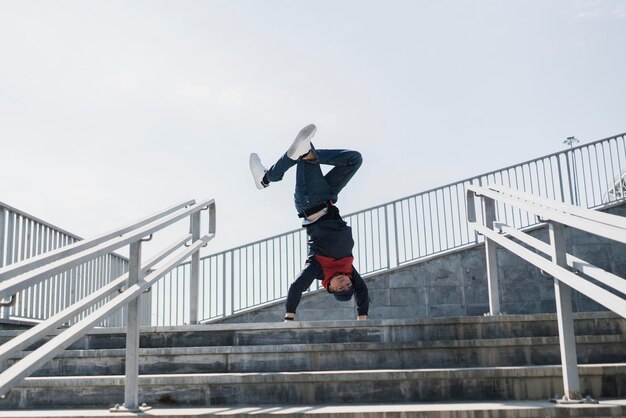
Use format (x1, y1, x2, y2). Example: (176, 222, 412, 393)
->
(306, 205, 354, 258)
(303, 205, 369, 314)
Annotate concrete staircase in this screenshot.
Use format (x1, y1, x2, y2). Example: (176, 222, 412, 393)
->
(0, 312, 625, 416)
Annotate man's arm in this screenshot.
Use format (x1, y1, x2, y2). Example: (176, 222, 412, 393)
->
(285, 258, 322, 317)
(351, 267, 369, 319)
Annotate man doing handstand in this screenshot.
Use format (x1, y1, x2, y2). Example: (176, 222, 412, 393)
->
(249, 124, 369, 321)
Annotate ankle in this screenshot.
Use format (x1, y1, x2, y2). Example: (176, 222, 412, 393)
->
(301, 150, 316, 161)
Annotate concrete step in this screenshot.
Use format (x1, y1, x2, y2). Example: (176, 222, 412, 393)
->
(1, 400, 626, 418)
(1, 312, 623, 351)
(1, 364, 625, 409)
(8, 335, 626, 377)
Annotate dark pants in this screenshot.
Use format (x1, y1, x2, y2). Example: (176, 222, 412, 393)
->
(285, 258, 369, 316)
(265, 147, 363, 215)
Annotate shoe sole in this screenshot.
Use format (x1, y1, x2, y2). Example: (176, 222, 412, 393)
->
(287, 124, 317, 159)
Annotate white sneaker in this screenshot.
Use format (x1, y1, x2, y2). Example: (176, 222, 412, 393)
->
(287, 124, 317, 160)
(249, 153, 268, 190)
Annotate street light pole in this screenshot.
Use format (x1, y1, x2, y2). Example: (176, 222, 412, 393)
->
(563, 136, 580, 205)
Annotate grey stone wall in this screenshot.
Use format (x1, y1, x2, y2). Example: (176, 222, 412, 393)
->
(215, 204, 626, 324)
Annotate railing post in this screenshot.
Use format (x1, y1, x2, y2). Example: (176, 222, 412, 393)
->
(0, 207, 5, 269)
(114, 239, 149, 412)
(483, 197, 501, 315)
(564, 151, 577, 205)
(0, 207, 6, 368)
(392, 202, 400, 267)
(384, 205, 391, 270)
(0, 207, 7, 319)
(189, 212, 201, 324)
(230, 252, 235, 315)
(222, 253, 227, 318)
(549, 221, 581, 402)
(556, 158, 565, 203)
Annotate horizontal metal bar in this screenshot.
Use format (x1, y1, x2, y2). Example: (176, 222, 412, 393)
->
(468, 186, 626, 245)
(145, 234, 192, 271)
(0, 200, 194, 282)
(471, 222, 626, 318)
(0, 199, 213, 301)
(0, 235, 209, 397)
(570, 260, 626, 296)
(496, 222, 626, 297)
(488, 184, 626, 229)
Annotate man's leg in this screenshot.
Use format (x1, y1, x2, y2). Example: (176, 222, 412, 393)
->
(316, 149, 363, 198)
(265, 153, 297, 183)
(250, 124, 316, 189)
(294, 151, 333, 215)
(294, 148, 362, 215)
(285, 259, 322, 318)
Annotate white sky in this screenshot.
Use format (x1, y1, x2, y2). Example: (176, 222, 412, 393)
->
(1, 0, 625, 258)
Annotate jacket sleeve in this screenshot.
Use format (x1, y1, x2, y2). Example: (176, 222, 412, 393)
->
(351, 267, 369, 316)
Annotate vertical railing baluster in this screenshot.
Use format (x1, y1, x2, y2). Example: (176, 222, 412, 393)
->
(230, 251, 235, 316)
(384, 205, 390, 270)
(6, 212, 14, 268)
(172, 266, 178, 325)
(392, 202, 400, 268)
(0, 208, 6, 320)
(593, 144, 603, 205)
(428, 193, 435, 255)
(600, 144, 613, 202)
(407, 199, 414, 260)
(441, 188, 449, 250)
(579, 148, 589, 207)
(556, 156, 565, 203)
(0, 207, 4, 270)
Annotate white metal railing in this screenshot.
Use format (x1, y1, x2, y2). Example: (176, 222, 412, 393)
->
(150, 132, 626, 325)
(0, 202, 130, 326)
(0, 198, 216, 411)
(467, 184, 626, 403)
(3, 133, 624, 326)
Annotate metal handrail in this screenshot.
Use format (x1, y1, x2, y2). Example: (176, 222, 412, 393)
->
(0, 201, 191, 320)
(4, 132, 624, 326)
(0, 200, 193, 281)
(200, 133, 626, 260)
(0, 234, 191, 365)
(467, 184, 626, 402)
(468, 185, 626, 244)
(487, 184, 626, 229)
(494, 222, 626, 296)
(0, 198, 216, 411)
(0, 199, 213, 301)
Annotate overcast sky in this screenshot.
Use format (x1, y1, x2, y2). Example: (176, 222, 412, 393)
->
(1, 0, 625, 257)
